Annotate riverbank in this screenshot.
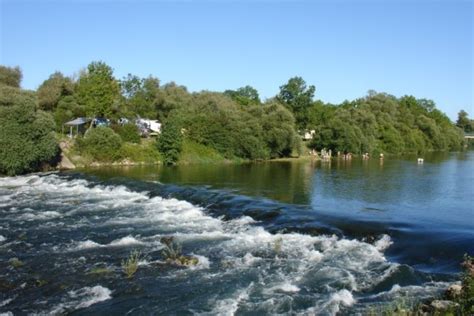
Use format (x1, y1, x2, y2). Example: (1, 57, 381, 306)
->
(58, 137, 320, 170)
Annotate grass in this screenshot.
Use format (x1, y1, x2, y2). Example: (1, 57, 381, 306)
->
(118, 138, 162, 163)
(87, 266, 113, 275)
(178, 140, 227, 164)
(121, 250, 141, 279)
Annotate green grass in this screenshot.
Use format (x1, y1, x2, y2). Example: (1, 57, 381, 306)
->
(118, 138, 162, 163)
(178, 140, 227, 164)
(121, 250, 141, 279)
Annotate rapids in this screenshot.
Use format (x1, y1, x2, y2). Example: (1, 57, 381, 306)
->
(0, 168, 467, 315)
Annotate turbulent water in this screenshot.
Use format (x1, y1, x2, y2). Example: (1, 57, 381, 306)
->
(0, 153, 473, 315)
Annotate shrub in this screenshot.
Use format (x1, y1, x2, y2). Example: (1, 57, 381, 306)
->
(0, 85, 60, 175)
(115, 123, 141, 143)
(78, 127, 122, 162)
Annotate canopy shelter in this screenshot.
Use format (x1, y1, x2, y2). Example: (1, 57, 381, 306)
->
(63, 117, 91, 138)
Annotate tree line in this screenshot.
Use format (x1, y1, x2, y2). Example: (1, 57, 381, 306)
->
(0, 62, 470, 175)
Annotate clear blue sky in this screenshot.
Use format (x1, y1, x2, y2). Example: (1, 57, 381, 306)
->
(1, 0, 472, 120)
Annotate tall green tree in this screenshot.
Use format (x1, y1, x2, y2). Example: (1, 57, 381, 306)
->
(277, 76, 315, 130)
(120, 74, 160, 118)
(37, 72, 74, 111)
(157, 121, 183, 165)
(76, 61, 120, 117)
(0, 65, 22, 88)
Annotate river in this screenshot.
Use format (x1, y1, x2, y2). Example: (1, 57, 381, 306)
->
(0, 151, 473, 315)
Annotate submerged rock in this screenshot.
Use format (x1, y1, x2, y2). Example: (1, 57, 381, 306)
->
(445, 284, 463, 300)
(430, 300, 459, 311)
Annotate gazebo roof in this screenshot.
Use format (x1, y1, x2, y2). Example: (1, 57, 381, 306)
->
(64, 117, 91, 126)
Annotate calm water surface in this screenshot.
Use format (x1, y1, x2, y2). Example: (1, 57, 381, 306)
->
(0, 151, 472, 315)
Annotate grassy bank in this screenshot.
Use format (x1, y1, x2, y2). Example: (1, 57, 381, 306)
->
(62, 137, 248, 168)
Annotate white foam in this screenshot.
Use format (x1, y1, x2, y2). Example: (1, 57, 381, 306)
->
(19, 211, 62, 221)
(208, 284, 252, 316)
(0, 235, 5, 243)
(49, 285, 112, 314)
(0, 174, 431, 314)
(75, 240, 102, 250)
(0, 296, 15, 307)
(374, 234, 393, 251)
(190, 255, 211, 270)
(109, 236, 143, 246)
(71, 236, 143, 251)
(268, 282, 300, 293)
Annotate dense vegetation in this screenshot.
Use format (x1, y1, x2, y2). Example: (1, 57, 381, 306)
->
(0, 61, 470, 174)
(0, 67, 59, 175)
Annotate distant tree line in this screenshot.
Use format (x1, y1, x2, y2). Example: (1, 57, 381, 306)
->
(0, 61, 469, 174)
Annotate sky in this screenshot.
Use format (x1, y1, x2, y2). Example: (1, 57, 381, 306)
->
(1, 0, 472, 120)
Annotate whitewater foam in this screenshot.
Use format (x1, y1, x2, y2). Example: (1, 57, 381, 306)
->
(48, 285, 112, 314)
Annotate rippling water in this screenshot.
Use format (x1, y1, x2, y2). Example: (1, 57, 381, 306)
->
(0, 152, 472, 315)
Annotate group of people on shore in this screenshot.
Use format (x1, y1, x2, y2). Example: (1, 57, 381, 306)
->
(309, 149, 385, 161)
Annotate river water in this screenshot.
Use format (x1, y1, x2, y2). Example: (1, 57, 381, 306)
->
(1, 152, 473, 315)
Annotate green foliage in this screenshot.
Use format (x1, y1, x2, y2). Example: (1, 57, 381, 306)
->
(118, 139, 162, 163)
(0, 65, 22, 88)
(224, 85, 261, 106)
(115, 123, 141, 143)
(277, 76, 316, 130)
(169, 93, 299, 160)
(37, 72, 74, 111)
(308, 92, 464, 155)
(458, 255, 474, 314)
(457, 110, 473, 133)
(121, 250, 141, 279)
(179, 139, 225, 164)
(253, 101, 300, 158)
(76, 61, 120, 117)
(154, 82, 191, 121)
(0, 85, 59, 175)
(77, 127, 123, 162)
(53, 95, 85, 130)
(157, 121, 183, 165)
(119, 74, 160, 118)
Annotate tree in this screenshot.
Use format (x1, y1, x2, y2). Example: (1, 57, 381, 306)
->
(157, 121, 182, 165)
(457, 110, 472, 133)
(53, 95, 85, 130)
(0, 65, 22, 88)
(0, 85, 59, 175)
(37, 72, 74, 111)
(277, 76, 315, 130)
(76, 61, 120, 117)
(224, 85, 261, 106)
(119, 74, 160, 118)
(256, 101, 299, 158)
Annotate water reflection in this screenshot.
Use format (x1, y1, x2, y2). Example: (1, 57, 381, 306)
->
(83, 151, 473, 229)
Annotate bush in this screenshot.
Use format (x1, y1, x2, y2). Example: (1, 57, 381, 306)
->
(157, 122, 182, 165)
(115, 123, 141, 143)
(78, 127, 122, 162)
(0, 85, 59, 175)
